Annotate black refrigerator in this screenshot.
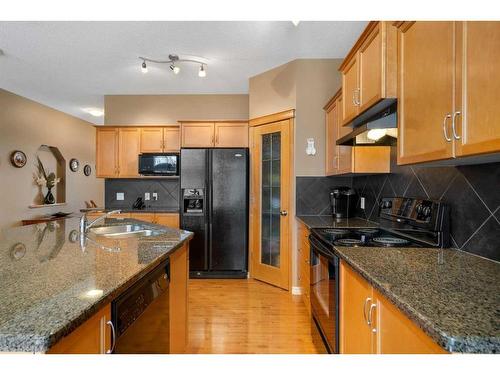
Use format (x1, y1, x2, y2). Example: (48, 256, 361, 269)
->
(180, 148, 248, 278)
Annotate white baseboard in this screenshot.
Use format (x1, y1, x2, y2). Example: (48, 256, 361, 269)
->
(291, 286, 302, 295)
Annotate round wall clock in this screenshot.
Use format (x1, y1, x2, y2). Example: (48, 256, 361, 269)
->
(10, 150, 27, 168)
(83, 164, 92, 176)
(69, 158, 79, 172)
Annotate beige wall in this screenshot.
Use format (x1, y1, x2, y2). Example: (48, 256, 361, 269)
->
(248, 61, 297, 119)
(104, 94, 249, 125)
(0, 89, 104, 230)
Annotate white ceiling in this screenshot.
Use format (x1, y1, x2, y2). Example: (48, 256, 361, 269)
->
(0, 21, 367, 124)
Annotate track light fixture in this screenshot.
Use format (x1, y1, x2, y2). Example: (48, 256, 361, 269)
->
(138, 54, 207, 77)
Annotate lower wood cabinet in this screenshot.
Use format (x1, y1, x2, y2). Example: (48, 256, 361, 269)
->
(297, 220, 311, 314)
(155, 213, 180, 228)
(340, 261, 447, 354)
(48, 304, 112, 354)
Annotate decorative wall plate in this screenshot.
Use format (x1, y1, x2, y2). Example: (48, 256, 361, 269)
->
(10, 150, 27, 168)
(10, 242, 26, 260)
(83, 164, 92, 176)
(69, 158, 79, 172)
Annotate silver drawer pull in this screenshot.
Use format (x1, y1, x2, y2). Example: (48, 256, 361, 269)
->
(368, 303, 377, 332)
(106, 320, 116, 354)
(452, 111, 461, 140)
(363, 297, 372, 325)
(443, 113, 452, 142)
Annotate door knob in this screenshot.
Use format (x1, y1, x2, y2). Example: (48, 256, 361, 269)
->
(280, 210, 288, 216)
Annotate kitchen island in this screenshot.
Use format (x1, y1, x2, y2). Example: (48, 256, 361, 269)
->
(0, 217, 192, 353)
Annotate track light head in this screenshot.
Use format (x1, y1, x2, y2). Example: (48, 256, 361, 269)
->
(170, 64, 180, 74)
(198, 64, 206, 78)
(141, 61, 148, 74)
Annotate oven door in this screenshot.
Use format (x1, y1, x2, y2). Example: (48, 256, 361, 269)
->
(309, 235, 339, 353)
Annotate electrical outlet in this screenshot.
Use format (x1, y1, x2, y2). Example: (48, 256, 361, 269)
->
(152, 192, 158, 201)
(116, 192, 124, 201)
(145, 192, 150, 201)
(360, 197, 366, 210)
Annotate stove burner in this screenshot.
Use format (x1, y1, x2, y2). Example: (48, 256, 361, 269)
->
(334, 238, 364, 247)
(323, 229, 350, 235)
(372, 236, 410, 247)
(356, 228, 379, 235)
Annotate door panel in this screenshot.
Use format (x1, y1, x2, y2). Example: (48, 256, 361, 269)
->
(250, 120, 291, 290)
(455, 21, 500, 156)
(118, 128, 141, 177)
(182, 214, 207, 272)
(359, 24, 382, 111)
(214, 122, 249, 147)
(342, 56, 359, 124)
(181, 123, 214, 147)
(140, 128, 164, 153)
(210, 149, 248, 271)
(96, 129, 118, 177)
(337, 97, 353, 173)
(398, 22, 455, 164)
(180, 149, 207, 189)
(164, 127, 180, 152)
(325, 102, 338, 175)
(155, 213, 179, 228)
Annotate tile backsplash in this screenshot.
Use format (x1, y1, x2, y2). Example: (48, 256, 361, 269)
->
(105, 178, 180, 211)
(296, 151, 500, 262)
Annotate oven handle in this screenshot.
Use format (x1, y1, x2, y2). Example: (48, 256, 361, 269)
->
(308, 235, 336, 261)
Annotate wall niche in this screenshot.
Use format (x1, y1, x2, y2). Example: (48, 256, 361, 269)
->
(30, 145, 66, 208)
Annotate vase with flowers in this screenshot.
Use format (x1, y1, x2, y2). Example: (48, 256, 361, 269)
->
(35, 157, 61, 205)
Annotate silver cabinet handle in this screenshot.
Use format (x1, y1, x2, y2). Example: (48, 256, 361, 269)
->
(452, 111, 461, 140)
(352, 90, 357, 106)
(363, 297, 372, 325)
(442, 113, 452, 142)
(106, 320, 116, 354)
(355, 88, 361, 106)
(368, 303, 377, 332)
(280, 210, 288, 216)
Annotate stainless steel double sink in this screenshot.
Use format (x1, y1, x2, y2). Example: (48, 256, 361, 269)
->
(90, 224, 163, 239)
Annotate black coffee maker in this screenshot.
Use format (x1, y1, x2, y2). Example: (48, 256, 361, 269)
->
(330, 187, 357, 218)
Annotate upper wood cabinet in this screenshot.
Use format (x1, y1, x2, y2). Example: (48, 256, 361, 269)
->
(180, 121, 248, 148)
(340, 21, 397, 125)
(340, 262, 447, 354)
(396, 21, 500, 165)
(324, 90, 390, 176)
(214, 122, 249, 147)
(118, 128, 141, 177)
(96, 128, 119, 178)
(140, 126, 180, 153)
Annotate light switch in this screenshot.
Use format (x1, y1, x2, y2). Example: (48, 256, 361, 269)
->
(116, 192, 124, 201)
(360, 197, 365, 210)
(152, 192, 158, 201)
(145, 192, 150, 201)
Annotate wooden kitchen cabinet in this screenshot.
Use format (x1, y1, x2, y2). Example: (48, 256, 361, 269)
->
(169, 243, 189, 353)
(297, 220, 311, 314)
(48, 304, 112, 354)
(140, 126, 180, 153)
(396, 21, 500, 164)
(180, 122, 215, 147)
(129, 212, 155, 223)
(96, 128, 119, 177)
(214, 122, 248, 147)
(340, 21, 397, 126)
(340, 261, 447, 354)
(155, 213, 180, 228)
(118, 128, 141, 177)
(324, 90, 390, 176)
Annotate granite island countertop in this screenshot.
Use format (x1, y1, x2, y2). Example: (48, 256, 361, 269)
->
(334, 246, 500, 353)
(0, 217, 192, 353)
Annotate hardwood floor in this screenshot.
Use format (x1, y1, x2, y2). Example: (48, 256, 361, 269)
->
(186, 279, 327, 354)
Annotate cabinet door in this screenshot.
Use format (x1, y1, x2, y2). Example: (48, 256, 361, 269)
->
(118, 128, 141, 177)
(337, 97, 353, 173)
(170, 244, 189, 353)
(359, 23, 382, 111)
(96, 128, 118, 178)
(397, 21, 455, 164)
(48, 305, 111, 354)
(181, 123, 215, 147)
(374, 290, 447, 354)
(164, 127, 181, 152)
(455, 21, 500, 157)
(340, 262, 374, 354)
(140, 128, 164, 153)
(214, 122, 249, 147)
(325, 102, 339, 175)
(342, 56, 359, 125)
(155, 213, 180, 228)
(130, 212, 155, 223)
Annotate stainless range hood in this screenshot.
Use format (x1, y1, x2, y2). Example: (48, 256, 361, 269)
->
(337, 101, 398, 146)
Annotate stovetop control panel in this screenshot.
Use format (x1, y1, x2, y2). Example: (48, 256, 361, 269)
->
(379, 197, 445, 230)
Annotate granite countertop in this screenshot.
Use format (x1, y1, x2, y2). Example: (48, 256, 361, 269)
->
(80, 208, 180, 214)
(334, 246, 500, 353)
(0, 217, 192, 353)
(296, 215, 378, 229)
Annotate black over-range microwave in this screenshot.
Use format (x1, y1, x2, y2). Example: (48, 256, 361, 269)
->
(138, 153, 179, 176)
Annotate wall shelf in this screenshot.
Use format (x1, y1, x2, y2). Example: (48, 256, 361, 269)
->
(29, 203, 67, 209)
